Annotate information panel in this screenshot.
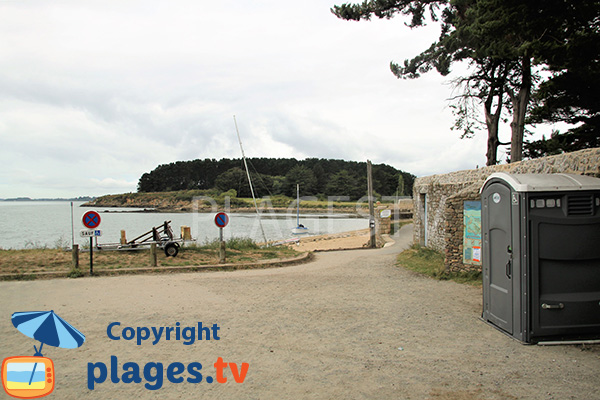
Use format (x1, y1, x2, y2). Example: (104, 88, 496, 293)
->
(463, 201, 482, 265)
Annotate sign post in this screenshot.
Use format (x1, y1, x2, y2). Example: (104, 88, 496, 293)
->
(214, 212, 229, 263)
(367, 160, 376, 248)
(82, 211, 101, 275)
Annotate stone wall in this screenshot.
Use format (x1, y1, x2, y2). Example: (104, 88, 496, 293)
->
(412, 147, 600, 272)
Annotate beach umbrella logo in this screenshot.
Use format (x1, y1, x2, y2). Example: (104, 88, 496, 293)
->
(11, 311, 86, 356)
(1, 311, 85, 399)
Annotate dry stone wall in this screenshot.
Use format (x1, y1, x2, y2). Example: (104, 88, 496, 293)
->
(412, 147, 600, 272)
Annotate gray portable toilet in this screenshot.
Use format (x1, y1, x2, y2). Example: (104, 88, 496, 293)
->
(481, 172, 600, 343)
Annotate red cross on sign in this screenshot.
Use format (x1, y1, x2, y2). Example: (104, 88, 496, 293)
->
(82, 210, 101, 229)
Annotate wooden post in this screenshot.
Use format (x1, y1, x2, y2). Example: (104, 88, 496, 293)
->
(150, 243, 158, 267)
(72, 244, 79, 269)
(367, 160, 376, 248)
(181, 226, 192, 240)
(120, 230, 127, 245)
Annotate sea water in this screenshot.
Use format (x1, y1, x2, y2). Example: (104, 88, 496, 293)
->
(0, 201, 368, 249)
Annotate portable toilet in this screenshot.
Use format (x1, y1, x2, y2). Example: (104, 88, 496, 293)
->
(481, 172, 600, 343)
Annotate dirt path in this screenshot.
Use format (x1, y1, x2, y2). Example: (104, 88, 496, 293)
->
(293, 228, 370, 252)
(1, 225, 598, 399)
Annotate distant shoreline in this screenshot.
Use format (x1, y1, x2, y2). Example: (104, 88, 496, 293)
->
(86, 206, 370, 216)
(81, 192, 409, 215)
(1, 197, 94, 202)
(80, 203, 371, 215)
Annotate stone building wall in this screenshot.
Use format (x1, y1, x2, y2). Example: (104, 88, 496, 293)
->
(412, 147, 600, 272)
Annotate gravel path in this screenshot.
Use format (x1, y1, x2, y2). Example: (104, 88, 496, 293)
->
(1, 224, 598, 399)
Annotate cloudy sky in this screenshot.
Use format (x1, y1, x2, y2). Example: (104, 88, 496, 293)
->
(0, 0, 551, 198)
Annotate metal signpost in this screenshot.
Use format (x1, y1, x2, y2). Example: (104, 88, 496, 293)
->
(82, 210, 101, 275)
(214, 212, 229, 263)
(367, 160, 376, 248)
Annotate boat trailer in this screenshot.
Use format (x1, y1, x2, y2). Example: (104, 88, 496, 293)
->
(95, 221, 185, 257)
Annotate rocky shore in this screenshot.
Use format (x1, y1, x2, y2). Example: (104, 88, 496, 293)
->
(85, 193, 370, 214)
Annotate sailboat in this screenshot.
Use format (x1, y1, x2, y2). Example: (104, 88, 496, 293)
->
(291, 184, 309, 235)
(234, 115, 268, 245)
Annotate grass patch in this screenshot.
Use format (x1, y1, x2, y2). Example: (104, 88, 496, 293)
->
(397, 244, 482, 286)
(67, 268, 85, 278)
(449, 270, 482, 286)
(189, 237, 259, 251)
(0, 273, 38, 281)
(0, 238, 300, 279)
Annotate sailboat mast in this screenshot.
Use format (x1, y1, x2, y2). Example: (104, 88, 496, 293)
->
(233, 115, 268, 244)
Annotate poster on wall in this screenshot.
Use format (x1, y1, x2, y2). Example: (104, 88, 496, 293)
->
(463, 201, 482, 265)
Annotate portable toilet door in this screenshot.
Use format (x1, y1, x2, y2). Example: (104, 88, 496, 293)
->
(481, 177, 520, 338)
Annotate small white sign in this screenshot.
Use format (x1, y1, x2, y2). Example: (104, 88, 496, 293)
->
(472, 246, 481, 262)
(80, 229, 102, 237)
(380, 209, 392, 218)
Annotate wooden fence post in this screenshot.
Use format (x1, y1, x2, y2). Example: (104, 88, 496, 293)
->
(72, 244, 79, 269)
(150, 243, 158, 267)
(181, 226, 192, 240)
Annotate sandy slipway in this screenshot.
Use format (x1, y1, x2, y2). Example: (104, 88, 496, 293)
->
(0, 225, 598, 399)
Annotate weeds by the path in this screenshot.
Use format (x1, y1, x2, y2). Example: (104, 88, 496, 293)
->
(0, 238, 299, 280)
(397, 244, 482, 286)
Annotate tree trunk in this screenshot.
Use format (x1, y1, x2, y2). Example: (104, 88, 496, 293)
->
(484, 75, 505, 166)
(485, 119, 500, 166)
(509, 55, 532, 163)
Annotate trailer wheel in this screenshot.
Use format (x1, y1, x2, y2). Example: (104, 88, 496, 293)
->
(164, 242, 179, 257)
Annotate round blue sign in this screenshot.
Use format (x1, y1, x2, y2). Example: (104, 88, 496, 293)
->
(82, 210, 101, 229)
(214, 212, 229, 228)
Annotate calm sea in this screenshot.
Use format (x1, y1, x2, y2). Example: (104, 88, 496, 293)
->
(0, 201, 368, 249)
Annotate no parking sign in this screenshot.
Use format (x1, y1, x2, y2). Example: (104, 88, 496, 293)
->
(81, 210, 101, 275)
(215, 212, 229, 264)
(82, 210, 101, 229)
(214, 212, 229, 228)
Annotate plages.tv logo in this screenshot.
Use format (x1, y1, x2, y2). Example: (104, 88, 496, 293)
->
(1, 311, 85, 399)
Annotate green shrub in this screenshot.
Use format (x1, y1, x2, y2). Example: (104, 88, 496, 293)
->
(191, 237, 258, 251)
(397, 244, 481, 286)
(67, 268, 84, 278)
(226, 237, 259, 250)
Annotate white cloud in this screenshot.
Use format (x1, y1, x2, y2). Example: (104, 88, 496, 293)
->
(0, 0, 549, 198)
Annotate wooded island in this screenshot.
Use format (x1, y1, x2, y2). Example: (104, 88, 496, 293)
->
(87, 158, 415, 212)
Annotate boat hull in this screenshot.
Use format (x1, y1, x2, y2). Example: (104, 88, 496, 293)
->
(291, 227, 309, 235)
